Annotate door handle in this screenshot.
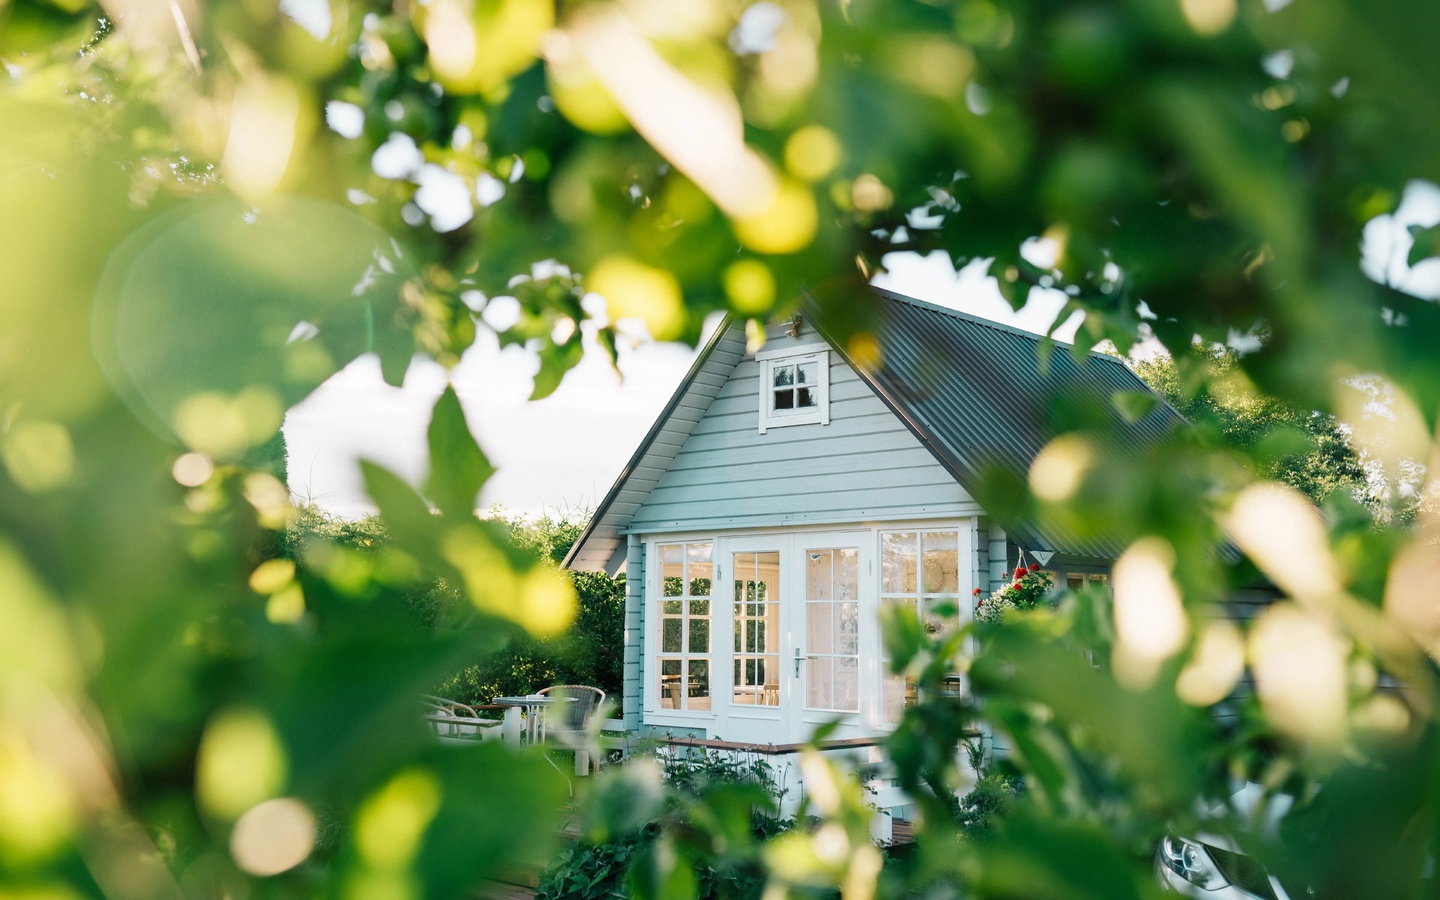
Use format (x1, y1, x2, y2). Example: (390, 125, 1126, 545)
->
(793, 649, 818, 676)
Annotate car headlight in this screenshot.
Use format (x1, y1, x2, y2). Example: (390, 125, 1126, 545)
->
(1160, 836, 1228, 890)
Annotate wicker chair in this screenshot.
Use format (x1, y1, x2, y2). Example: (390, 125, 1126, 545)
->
(422, 694, 500, 742)
(536, 685, 606, 774)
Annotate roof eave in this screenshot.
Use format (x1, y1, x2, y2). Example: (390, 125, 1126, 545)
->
(562, 316, 736, 572)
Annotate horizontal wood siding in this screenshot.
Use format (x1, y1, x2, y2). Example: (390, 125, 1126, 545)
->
(623, 535, 643, 729)
(567, 326, 748, 572)
(629, 326, 974, 533)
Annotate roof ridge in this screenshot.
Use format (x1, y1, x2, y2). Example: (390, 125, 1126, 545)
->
(868, 285, 1135, 370)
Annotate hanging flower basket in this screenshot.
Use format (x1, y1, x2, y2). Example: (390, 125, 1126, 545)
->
(974, 565, 1056, 623)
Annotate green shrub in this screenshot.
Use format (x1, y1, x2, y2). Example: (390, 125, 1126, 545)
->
(536, 833, 643, 900)
(955, 773, 1023, 841)
(537, 750, 793, 900)
(278, 505, 627, 712)
(432, 568, 625, 711)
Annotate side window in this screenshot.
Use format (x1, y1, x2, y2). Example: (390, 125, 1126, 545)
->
(879, 529, 963, 724)
(1066, 572, 1109, 590)
(755, 346, 830, 433)
(656, 542, 712, 711)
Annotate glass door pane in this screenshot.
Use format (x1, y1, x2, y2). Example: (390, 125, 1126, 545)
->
(804, 547, 859, 712)
(731, 551, 780, 707)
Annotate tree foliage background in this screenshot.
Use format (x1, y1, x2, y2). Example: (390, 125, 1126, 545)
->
(1131, 350, 1372, 513)
(3, 0, 1440, 897)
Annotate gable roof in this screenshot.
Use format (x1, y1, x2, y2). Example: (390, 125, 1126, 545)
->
(564, 321, 746, 573)
(809, 287, 1184, 560)
(564, 286, 1185, 572)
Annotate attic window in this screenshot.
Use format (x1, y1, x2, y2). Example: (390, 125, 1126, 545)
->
(756, 343, 830, 433)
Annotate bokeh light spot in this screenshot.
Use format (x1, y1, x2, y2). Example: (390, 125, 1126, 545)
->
(588, 255, 685, 340)
(1250, 603, 1349, 746)
(1175, 619, 1245, 706)
(1179, 0, 1236, 35)
(521, 566, 579, 638)
(1028, 434, 1093, 502)
(244, 472, 294, 530)
(423, 0, 553, 95)
(846, 332, 883, 372)
(784, 125, 841, 183)
(1, 420, 75, 494)
(222, 73, 301, 202)
(355, 770, 441, 870)
(196, 709, 287, 820)
(172, 393, 251, 460)
(1384, 538, 1440, 654)
(563, 8, 778, 217)
(850, 174, 893, 213)
(0, 737, 76, 864)
(1111, 537, 1189, 689)
(732, 181, 817, 254)
(442, 526, 576, 636)
(546, 51, 630, 135)
(1224, 482, 1341, 602)
(230, 797, 316, 876)
(249, 559, 296, 595)
(723, 259, 776, 314)
(171, 452, 214, 487)
(265, 583, 307, 624)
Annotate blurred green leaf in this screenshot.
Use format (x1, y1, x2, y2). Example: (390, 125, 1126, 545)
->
(1408, 223, 1440, 266)
(362, 461, 439, 542)
(583, 757, 668, 840)
(629, 835, 698, 900)
(969, 812, 1153, 900)
(424, 386, 492, 520)
(1111, 390, 1159, 423)
(879, 600, 924, 673)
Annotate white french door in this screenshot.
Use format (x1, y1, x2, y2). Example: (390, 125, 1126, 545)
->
(715, 531, 875, 744)
(794, 533, 873, 741)
(716, 536, 785, 743)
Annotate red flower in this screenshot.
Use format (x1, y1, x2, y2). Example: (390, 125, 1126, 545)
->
(1013, 566, 1026, 579)
(1028, 564, 1041, 573)
(972, 587, 983, 596)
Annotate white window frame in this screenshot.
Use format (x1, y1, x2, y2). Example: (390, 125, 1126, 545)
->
(877, 527, 968, 727)
(755, 343, 830, 434)
(653, 541, 715, 714)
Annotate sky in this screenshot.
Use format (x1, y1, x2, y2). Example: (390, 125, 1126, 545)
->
(283, 250, 1085, 520)
(284, 176, 1440, 522)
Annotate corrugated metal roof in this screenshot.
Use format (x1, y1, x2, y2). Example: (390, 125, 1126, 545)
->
(808, 287, 1185, 560)
(565, 287, 1185, 572)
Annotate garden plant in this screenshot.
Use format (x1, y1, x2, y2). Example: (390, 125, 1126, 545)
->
(2, 0, 1439, 898)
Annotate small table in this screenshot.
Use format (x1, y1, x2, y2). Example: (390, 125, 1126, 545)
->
(491, 695, 575, 745)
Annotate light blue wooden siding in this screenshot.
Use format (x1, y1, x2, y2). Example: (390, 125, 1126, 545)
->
(623, 534, 643, 729)
(987, 522, 1010, 591)
(570, 327, 748, 573)
(628, 325, 977, 533)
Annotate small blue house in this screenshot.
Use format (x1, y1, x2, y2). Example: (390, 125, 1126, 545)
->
(564, 288, 1182, 745)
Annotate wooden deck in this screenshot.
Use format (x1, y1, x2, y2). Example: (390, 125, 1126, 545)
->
(475, 879, 537, 900)
(659, 735, 889, 755)
(473, 811, 581, 899)
(891, 818, 916, 845)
